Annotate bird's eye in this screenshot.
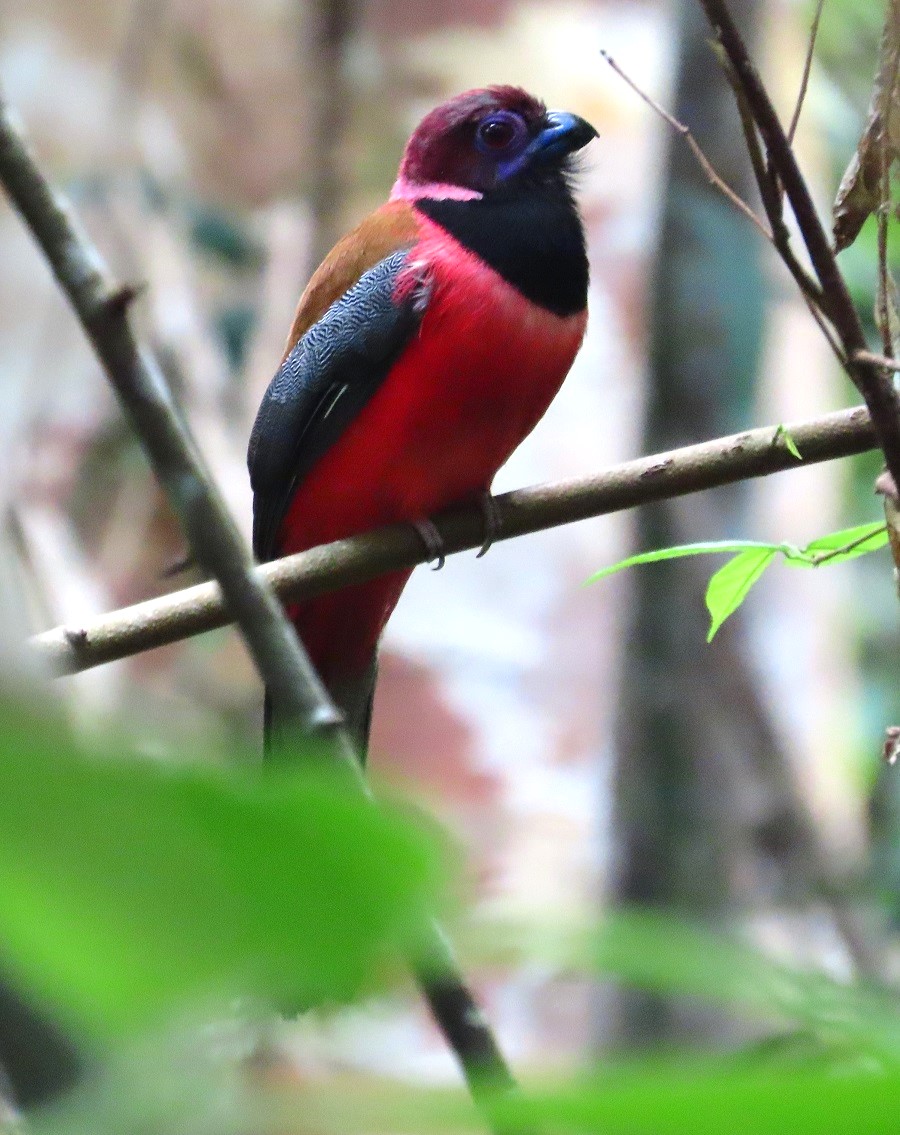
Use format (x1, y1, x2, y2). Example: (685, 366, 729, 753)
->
(475, 111, 526, 153)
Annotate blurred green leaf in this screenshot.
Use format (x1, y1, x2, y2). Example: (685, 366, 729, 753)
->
(243, 1062, 900, 1135)
(705, 547, 777, 640)
(592, 910, 900, 1061)
(28, 908, 900, 1135)
(0, 705, 443, 1039)
(490, 1066, 900, 1135)
(472, 910, 900, 1062)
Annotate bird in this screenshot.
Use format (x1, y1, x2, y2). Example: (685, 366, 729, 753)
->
(248, 86, 596, 759)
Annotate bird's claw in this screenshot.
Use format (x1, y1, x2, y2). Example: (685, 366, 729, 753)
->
(476, 493, 501, 558)
(413, 518, 446, 570)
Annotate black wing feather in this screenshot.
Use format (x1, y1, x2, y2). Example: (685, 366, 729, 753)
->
(248, 250, 425, 562)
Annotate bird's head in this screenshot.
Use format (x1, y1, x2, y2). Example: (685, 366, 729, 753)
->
(391, 86, 597, 203)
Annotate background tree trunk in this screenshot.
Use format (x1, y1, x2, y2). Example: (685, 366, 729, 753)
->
(606, 0, 805, 1048)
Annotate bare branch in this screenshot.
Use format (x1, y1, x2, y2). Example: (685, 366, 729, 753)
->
(0, 93, 518, 1116)
(32, 406, 876, 677)
(0, 94, 346, 754)
(601, 49, 773, 241)
(697, 0, 900, 495)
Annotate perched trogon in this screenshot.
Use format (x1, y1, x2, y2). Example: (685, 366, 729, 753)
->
(248, 86, 596, 758)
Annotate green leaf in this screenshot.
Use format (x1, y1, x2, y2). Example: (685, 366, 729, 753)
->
(585, 541, 783, 585)
(774, 424, 803, 461)
(786, 521, 889, 566)
(705, 547, 777, 640)
(489, 1067, 900, 1135)
(0, 705, 444, 1038)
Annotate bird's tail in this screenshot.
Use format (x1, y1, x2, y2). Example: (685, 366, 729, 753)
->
(263, 653, 378, 765)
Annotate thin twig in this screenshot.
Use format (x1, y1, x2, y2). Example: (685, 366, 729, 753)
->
(0, 94, 518, 1121)
(876, 29, 898, 360)
(787, 0, 826, 144)
(601, 49, 773, 241)
(31, 406, 876, 677)
(807, 524, 887, 566)
(697, 0, 900, 497)
(877, 199, 893, 360)
(718, 47, 829, 315)
(800, 291, 847, 365)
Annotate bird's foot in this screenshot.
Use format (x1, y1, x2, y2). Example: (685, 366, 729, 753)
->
(476, 492, 502, 558)
(412, 518, 446, 570)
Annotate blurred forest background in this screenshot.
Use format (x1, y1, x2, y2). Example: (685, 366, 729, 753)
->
(0, 0, 897, 1090)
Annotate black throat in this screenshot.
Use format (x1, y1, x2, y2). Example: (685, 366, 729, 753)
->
(415, 177, 589, 317)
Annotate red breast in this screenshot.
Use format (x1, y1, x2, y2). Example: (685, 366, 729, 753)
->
(277, 213, 587, 680)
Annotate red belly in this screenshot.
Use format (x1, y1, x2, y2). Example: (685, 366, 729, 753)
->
(278, 221, 587, 681)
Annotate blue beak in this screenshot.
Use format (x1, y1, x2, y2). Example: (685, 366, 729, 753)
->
(531, 110, 598, 162)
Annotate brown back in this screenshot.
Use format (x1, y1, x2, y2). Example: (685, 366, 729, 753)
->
(281, 200, 422, 362)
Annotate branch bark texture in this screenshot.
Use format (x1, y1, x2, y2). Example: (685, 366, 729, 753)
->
(32, 406, 875, 676)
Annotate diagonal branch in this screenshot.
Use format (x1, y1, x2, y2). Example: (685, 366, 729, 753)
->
(717, 41, 829, 315)
(32, 406, 876, 677)
(0, 94, 517, 1120)
(0, 96, 344, 756)
(696, 0, 900, 494)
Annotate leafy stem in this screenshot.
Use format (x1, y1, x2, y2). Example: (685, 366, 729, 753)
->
(587, 521, 889, 641)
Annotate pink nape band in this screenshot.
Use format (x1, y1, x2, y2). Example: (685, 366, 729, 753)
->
(390, 178, 483, 203)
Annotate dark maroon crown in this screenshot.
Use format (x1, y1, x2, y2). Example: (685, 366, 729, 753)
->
(398, 86, 547, 188)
